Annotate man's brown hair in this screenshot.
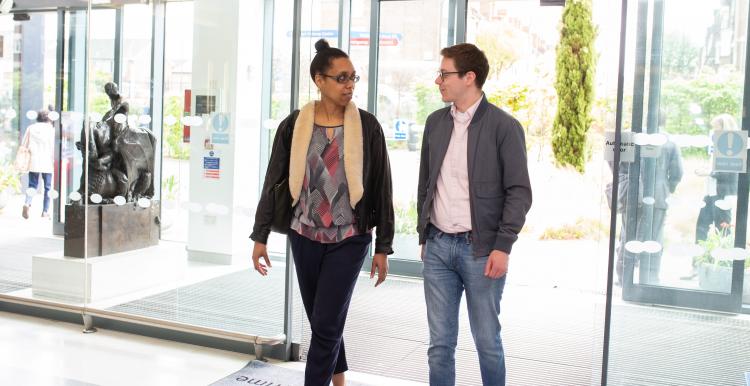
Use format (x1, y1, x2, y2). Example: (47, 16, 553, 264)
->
(440, 43, 490, 89)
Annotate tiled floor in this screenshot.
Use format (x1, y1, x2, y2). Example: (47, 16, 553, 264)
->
(0, 311, 425, 386)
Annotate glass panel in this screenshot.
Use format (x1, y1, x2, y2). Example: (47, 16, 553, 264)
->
(620, 0, 748, 293)
(80, 0, 285, 341)
(349, 0, 371, 107)
(378, 0, 450, 262)
(0, 11, 85, 305)
(609, 0, 750, 384)
(60, 10, 88, 223)
(265, 0, 294, 257)
(160, 1, 193, 242)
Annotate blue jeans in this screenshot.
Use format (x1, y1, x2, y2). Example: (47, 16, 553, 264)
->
(423, 224, 507, 386)
(26, 172, 52, 214)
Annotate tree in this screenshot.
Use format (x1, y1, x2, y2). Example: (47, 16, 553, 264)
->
(551, 0, 597, 173)
(662, 32, 700, 77)
(476, 30, 519, 81)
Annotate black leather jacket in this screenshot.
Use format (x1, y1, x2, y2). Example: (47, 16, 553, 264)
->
(250, 109, 395, 255)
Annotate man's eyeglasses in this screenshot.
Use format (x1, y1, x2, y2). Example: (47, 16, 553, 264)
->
(320, 73, 360, 84)
(436, 70, 464, 80)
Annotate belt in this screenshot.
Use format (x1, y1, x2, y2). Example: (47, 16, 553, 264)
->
(429, 224, 472, 240)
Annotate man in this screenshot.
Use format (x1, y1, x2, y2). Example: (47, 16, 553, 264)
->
(417, 43, 532, 386)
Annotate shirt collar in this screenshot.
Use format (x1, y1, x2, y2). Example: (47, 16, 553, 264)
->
(450, 93, 483, 123)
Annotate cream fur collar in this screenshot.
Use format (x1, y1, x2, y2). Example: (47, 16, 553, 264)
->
(289, 101, 364, 209)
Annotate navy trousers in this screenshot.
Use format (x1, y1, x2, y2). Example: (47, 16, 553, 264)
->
(288, 230, 371, 386)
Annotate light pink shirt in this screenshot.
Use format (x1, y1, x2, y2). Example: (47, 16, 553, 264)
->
(431, 95, 483, 233)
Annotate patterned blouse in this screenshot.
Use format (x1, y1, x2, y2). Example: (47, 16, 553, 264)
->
(290, 124, 359, 243)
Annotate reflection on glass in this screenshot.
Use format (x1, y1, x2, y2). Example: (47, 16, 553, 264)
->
(618, 0, 748, 294)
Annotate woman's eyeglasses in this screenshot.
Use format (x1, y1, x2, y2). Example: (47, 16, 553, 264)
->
(320, 73, 360, 84)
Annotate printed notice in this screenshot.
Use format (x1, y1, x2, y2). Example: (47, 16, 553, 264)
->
(604, 131, 635, 163)
(203, 156, 220, 179)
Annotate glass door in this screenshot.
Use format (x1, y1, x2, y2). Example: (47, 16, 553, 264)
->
(618, 0, 749, 314)
(373, 0, 452, 271)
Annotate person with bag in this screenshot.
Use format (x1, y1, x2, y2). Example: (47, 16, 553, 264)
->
(249, 39, 394, 386)
(19, 110, 55, 219)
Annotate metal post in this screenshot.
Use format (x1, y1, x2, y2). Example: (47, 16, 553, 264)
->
(282, 0, 304, 361)
(730, 0, 750, 304)
(150, 0, 166, 212)
(447, 0, 456, 46)
(455, 0, 466, 43)
(53, 9, 66, 236)
(623, 0, 649, 290)
(338, 0, 351, 51)
(638, 0, 665, 285)
(259, 0, 274, 183)
(367, 0, 380, 114)
(113, 6, 123, 88)
(82, 314, 97, 333)
(602, 1, 629, 385)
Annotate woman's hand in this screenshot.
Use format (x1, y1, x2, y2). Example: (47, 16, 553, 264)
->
(252, 242, 272, 276)
(370, 253, 388, 287)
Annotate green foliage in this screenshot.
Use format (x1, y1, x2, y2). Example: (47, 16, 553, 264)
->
(163, 96, 189, 160)
(662, 76, 742, 136)
(552, 0, 597, 173)
(394, 199, 418, 235)
(662, 32, 700, 76)
(539, 218, 606, 240)
(0, 163, 21, 193)
(414, 83, 443, 125)
(487, 85, 530, 117)
(661, 76, 742, 158)
(161, 175, 178, 201)
(694, 224, 750, 269)
(90, 94, 111, 115)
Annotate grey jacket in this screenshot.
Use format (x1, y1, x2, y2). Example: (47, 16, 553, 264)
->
(417, 96, 532, 256)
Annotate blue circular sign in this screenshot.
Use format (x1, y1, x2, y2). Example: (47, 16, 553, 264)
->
(212, 113, 230, 132)
(716, 131, 744, 157)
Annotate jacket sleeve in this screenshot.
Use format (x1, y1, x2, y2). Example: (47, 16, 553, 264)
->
(494, 118, 532, 254)
(250, 112, 297, 244)
(368, 115, 395, 255)
(417, 115, 433, 244)
(667, 142, 683, 194)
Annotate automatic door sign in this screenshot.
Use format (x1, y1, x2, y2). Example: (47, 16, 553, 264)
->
(713, 130, 747, 173)
(604, 131, 635, 163)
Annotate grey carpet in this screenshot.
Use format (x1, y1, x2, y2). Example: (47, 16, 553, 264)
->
(0, 236, 62, 294)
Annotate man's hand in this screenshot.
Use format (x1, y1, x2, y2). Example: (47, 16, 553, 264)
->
(484, 250, 509, 279)
(370, 253, 388, 287)
(420, 244, 425, 261)
(252, 242, 272, 276)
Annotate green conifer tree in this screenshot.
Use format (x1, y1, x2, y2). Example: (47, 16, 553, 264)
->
(552, 0, 597, 172)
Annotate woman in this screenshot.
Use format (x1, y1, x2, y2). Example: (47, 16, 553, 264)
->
(21, 110, 55, 219)
(250, 39, 394, 386)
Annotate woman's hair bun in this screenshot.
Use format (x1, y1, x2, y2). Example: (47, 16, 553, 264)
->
(314, 39, 331, 53)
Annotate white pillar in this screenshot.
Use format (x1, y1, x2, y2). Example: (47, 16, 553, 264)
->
(187, 0, 263, 264)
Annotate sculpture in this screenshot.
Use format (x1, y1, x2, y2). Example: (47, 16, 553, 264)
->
(76, 82, 156, 203)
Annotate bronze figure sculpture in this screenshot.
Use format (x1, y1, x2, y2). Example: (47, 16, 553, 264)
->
(75, 82, 156, 203)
